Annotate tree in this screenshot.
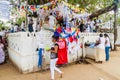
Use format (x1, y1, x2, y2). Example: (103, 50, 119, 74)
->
(89, 0, 119, 50)
(89, 4, 116, 19)
(67, 0, 113, 13)
(27, 0, 48, 5)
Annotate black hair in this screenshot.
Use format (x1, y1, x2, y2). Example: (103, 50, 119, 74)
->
(52, 35, 59, 41)
(2, 27, 5, 30)
(99, 34, 103, 37)
(50, 13, 52, 15)
(104, 33, 108, 37)
(0, 36, 2, 42)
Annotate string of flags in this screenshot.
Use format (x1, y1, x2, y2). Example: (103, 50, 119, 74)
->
(54, 28, 80, 43)
(19, 1, 57, 11)
(19, 0, 85, 13)
(62, 1, 85, 13)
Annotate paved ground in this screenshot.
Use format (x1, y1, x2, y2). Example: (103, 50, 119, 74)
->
(0, 47, 120, 80)
(86, 47, 120, 80)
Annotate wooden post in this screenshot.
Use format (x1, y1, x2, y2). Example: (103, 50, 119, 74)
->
(25, 0, 28, 31)
(113, 5, 118, 50)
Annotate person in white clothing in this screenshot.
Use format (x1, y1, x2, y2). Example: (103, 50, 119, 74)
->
(95, 34, 106, 63)
(104, 33, 111, 61)
(85, 23, 91, 33)
(14, 24, 18, 32)
(49, 13, 56, 29)
(21, 21, 25, 31)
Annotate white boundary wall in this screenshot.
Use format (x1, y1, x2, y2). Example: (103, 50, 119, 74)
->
(7, 32, 114, 73)
(116, 27, 120, 45)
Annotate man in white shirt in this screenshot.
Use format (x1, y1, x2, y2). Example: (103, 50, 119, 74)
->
(21, 21, 25, 31)
(14, 24, 18, 32)
(49, 13, 56, 29)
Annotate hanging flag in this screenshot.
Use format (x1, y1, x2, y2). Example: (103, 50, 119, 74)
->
(30, 5, 35, 11)
(21, 5, 24, 9)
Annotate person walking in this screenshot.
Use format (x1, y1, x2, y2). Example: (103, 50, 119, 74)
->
(104, 33, 111, 61)
(28, 19, 34, 32)
(48, 35, 63, 80)
(48, 13, 56, 29)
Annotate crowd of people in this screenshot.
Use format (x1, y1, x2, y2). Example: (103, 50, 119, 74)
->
(34, 4, 102, 33)
(8, 1, 102, 33)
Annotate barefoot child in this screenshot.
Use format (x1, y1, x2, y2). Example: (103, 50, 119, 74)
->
(47, 35, 63, 80)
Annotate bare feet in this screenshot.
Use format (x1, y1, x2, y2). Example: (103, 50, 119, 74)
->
(96, 61, 103, 64)
(60, 72, 63, 78)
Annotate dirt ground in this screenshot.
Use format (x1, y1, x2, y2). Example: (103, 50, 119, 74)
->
(0, 47, 120, 80)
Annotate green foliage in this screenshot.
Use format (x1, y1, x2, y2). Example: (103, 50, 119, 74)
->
(0, 24, 8, 30)
(67, 0, 113, 13)
(0, 24, 2, 29)
(22, 0, 25, 2)
(22, 0, 116, 13)
(117, 11, 120, 25)
(16, 17, 25, 26)
(28, 0, 48, 5)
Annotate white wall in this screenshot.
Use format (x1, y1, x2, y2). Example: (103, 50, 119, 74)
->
(115, 27, 120, 45)
(7, 32, 114, 73)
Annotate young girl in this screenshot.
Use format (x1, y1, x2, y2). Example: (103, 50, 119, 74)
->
(48, 35, 63, 80)
(0, 36, 5, 64)
(104, 33, 111, 61)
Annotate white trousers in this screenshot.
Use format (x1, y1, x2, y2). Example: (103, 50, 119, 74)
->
(50, 58, 62, 79)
